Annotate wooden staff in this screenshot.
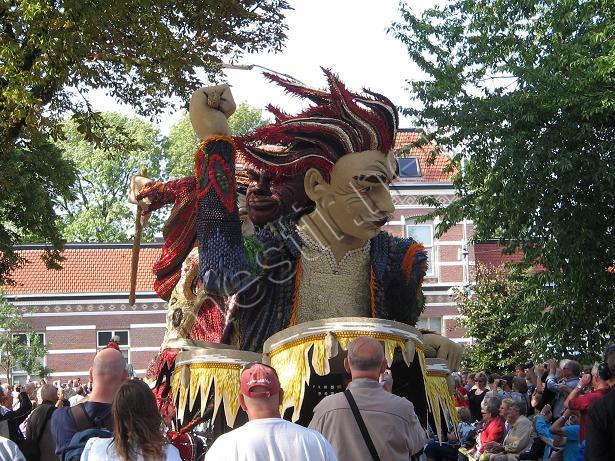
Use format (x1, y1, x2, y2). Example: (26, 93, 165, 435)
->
(129, 167, 148, 305)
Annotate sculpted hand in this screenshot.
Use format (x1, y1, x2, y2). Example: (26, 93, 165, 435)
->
(128, 174, 154, 226)
(422, 333, 464, 371)
(379, 369, 393, 393)
(189, 84, 236, 139)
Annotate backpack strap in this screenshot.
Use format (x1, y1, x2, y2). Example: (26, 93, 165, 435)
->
(344, 389, 380, 461)
(70, 403, 113, 432)
(70, 404, 94, 432)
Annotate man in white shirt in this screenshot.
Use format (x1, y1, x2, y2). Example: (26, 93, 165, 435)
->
(205, 363, 337, 461)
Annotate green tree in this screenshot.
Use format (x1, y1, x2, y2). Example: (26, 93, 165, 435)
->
(56, 112, 164, 242)
(1, 0, 289, 152)
(456, 264, 537, 373)
(0, 290, 49, 384)
(0, 0, 288, 281)
(392, 0, 615, 357)
(166, 103, 269, 178)
(1, 139, 76, 285)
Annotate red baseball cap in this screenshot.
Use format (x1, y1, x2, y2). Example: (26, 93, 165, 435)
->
(240, 363, 280, 398)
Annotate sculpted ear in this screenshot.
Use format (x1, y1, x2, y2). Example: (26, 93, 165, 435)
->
(303, 168, 328, 201)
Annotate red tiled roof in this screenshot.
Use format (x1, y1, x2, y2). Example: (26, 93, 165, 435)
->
(394, 130, 454, 183)
(4, 245, 162, 295)
(474, 243, 524, 266)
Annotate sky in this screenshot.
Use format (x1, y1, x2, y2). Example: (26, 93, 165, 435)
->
(92, 0, 435, 135)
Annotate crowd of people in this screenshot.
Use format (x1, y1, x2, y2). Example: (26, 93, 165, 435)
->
(1, 342, 614, 461)
(425, 345, 615, 461)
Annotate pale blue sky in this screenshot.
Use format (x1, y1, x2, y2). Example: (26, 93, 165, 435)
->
(92, 0, 435, 134)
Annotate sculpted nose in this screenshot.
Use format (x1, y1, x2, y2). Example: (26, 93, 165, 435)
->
(254, 176, 272, 195)
(378, 191, 395, 215)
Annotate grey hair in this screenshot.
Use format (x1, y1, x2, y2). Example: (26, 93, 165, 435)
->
(563, 360, 581, 377)
(482, 396, 502, 416)
(347, 338, 384, 371)
(509, 399, 526, 414)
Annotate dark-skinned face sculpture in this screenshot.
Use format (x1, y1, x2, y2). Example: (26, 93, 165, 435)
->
(246, 166, 310, 226)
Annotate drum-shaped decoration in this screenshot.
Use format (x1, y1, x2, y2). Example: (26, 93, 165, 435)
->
(425, 358, 458, 441)
(171, 346, 261, 429)
(262, 317, 426, 424)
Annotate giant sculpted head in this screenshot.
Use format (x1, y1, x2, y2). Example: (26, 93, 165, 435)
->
(236, 69, 399, 243)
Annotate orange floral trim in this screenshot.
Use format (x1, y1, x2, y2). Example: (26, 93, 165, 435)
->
(289, 257, 303, 326)
(401, 242, 426, 284)
(139, 181, 164, 195)
(370, 269, 377, 318)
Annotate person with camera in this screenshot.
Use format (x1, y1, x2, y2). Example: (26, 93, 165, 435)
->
(545, 359, 581, 419)
(563, 363, 610, 444)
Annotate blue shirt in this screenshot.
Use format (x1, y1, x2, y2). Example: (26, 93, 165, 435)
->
(562, 425, 580, 461)
(546, 375, 580, 418)
(50, 402, 112, 455)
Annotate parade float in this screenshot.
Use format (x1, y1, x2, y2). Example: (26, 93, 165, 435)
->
(129, 70, 462, 458)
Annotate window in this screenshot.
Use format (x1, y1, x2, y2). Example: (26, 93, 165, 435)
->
(398, 157, 421, 178)
(416, 317, 442, 334)
(97, 330, 130, 362)
(406, 224, 434, 275)
(12, 333, 45, 375)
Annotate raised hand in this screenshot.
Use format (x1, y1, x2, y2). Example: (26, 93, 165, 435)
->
(189, 84, 237, 139)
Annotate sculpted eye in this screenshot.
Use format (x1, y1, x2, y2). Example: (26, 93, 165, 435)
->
(359, 186, 372, 194)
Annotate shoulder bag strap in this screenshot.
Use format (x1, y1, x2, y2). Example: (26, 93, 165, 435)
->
(34, 406, 56, 443)
(344, 389, 380, 461)
(70, 404, 94, 432)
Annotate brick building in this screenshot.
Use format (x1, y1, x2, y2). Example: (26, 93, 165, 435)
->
(3, 244, 166, 382)
(384, 129, 473, 342)
(3, 128, 477, 381)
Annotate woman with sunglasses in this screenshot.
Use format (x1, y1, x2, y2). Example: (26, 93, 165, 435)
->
(468, 372, 489, 423)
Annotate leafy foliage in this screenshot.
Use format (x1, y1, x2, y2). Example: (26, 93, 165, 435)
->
(0, 0, 289, 152)
(0, 290, 49, 384)
(0, 0, 288, 279)
(166, 103, 268, 178)
(0, 138, 76, 285)
(55, 112, 164, 242)
(456, 264, 537, 373)
(392, 0, 615, 356)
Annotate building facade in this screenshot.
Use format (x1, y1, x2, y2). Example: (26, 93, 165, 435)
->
(3, 128, 477, 381)
(3, 244, 166, 382)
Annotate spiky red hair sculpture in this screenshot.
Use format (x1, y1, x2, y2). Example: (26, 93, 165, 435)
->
(235, 68, 399, 175)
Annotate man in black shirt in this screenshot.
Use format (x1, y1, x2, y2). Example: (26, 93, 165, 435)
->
(585, 345, 615, 461)
(51, 348, 127, 455)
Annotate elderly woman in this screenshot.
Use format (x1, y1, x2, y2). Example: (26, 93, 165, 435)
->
(459, 396, 505, 461)
(482, 399, 533, 460)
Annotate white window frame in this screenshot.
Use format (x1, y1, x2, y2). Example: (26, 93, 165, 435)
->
(11, 332, 46, 376)
(405, 223, 435, 276)
(97, 330, 130, 363)
(398, 157, 422, 178)
(417, 317, 443, 334)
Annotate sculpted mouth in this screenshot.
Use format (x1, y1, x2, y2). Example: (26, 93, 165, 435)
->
(371, 217, 389, 228)
(248, 198, 279, 210)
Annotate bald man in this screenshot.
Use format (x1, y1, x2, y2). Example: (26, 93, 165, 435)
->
(51, 348, 127, 456)
(309, 336, 426, 461)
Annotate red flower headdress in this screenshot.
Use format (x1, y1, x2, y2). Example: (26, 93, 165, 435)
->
(235, 68, 399, 175)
